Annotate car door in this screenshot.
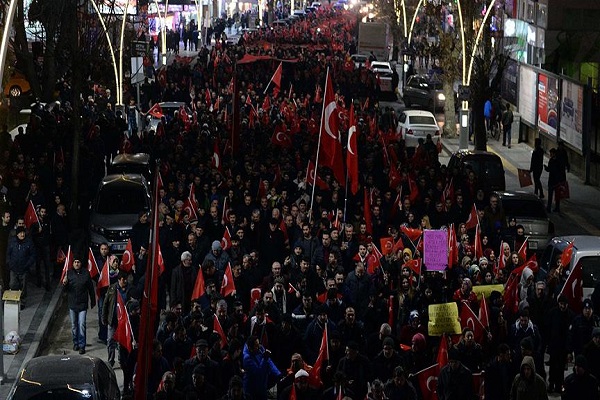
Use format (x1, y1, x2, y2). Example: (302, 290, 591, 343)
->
(97, 362, 121, 400)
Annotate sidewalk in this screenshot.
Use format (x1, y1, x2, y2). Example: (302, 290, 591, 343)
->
(441, 135, 600, 236)
(0, 283, 63, 398)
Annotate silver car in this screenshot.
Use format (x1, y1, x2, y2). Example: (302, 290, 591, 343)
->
(495, 191, 555, 253)
(89, 174, 151, 253)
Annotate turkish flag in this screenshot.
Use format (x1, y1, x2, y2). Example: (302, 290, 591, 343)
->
(460, 301, 487, 343)
(306, 160, 329, 191)
(24, 200, 39, 229)
(389, 167, 402, 190)
(465, 204, 479, 230)
(558, 260, 584, 313)
(147, 103, 163, 119)
(518, 168, 533, 187)
(497, 241, 507, 271)
(114, 293, 134, 353)
(318, 70, 344, 185)
(96, 259, 110, 299)
(437, 333, 448, 368)
(221, 227, 232, 251)
(388, 295, 394, 326)
(87, 247, 99, 279)
(59, 245, 73, 284)
(56, 247, 66, 264)
(380, 237, 394, 256)
(405, 258, 422, 275)
(121, 239, 135, 273)
(408, 177, 419, 204)
(367, 246, 383, 274)
(250, 287, 262, 310)
(221, 262, 236, 297)
(271, 62, 283, 89)
(392, 237, 405, 254)
(213, 314, 228, 348)
(346, 102, 359, 195)
(262, 95, 271, 111)
(561, 241, 575, 268)
(363, 188, 373, 235)
(183, 197, 199, 220)
(401, 226, 423, 243)
(191, 269, 206, 300)
(503, 271, 520, 314)
(416, 363, 439, 400)
(518, 238, 528, 261)
(308, 324, 328, 388)
(271, 129, 293, 148)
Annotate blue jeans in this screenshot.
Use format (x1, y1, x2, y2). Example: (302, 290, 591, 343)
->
(69, 309, 87, 349)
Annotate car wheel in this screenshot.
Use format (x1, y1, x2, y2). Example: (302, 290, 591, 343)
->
(8, 85, 22, 97)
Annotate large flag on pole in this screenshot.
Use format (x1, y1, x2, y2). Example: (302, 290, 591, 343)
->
(24, 200, 39, 229)
(114, 293, 135, 353)
(558, 260, 584, 313)
(308, 324, 328, 388)
(264, 61, 283, 97)
(318, 70, 344, 185)
(346, 102, 359, 195)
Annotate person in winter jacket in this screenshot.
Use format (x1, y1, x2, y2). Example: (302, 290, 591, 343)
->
(562, 354, 599, 400)
(7, 226, 36, 301)
(242, 335, 282, 400)
(437, 347, 474, 400)
(509, 355, 548, 400)
(62, 258, 96, 354)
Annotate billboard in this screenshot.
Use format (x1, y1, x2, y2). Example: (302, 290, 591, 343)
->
(537, 73, 559, 136)
(518, 65, 537, 125)
(560, 80, 584, 152)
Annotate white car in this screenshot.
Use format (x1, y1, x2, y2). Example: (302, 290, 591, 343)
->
(397, 109, 441, 148)
(370, 61, 395, 92)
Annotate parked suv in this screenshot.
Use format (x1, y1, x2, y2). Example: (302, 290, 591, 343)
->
(89, 174, 151, 253)
(447, 149, 506, 193)
(495, 191, 554, 254)
(540, 235, 600, 298)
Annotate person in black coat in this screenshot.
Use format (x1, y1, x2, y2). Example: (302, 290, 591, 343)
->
(562, 355, 600, 400)
(544, 148, 566, 213)
(336, 341, 372, 400)
(530, 138, 544, 198)
(62, 258, 96, 354)
(546, 295, 575, 393)
(484, 343, 517, 400)
(437, 347, 474, 400)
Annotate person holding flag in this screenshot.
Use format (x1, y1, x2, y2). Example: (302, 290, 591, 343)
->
(437, 347, 474, 400)
(278, 369, 319, 400)
(102, 270, 133, 367)
(62, 257, 96, 354)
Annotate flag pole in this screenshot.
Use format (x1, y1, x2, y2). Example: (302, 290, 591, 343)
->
(342, 98, 352, 227)
(310, 67, 329, 224)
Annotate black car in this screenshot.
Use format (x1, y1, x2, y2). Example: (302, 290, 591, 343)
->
(403, 74, 446, 110)
(7, 355, 120, 399)
(448, 149, 506, 192)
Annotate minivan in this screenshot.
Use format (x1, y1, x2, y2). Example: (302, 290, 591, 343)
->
(447, 149, 506, 193)
(89, 174, 151, 253)
(540, 235, 600, 298)
(8, 355, 120, 399)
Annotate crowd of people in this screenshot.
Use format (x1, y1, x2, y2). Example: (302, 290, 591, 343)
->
(0, 3, 599, 400)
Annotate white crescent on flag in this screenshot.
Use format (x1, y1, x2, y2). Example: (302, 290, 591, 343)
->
(221, 274, 228, 290)
(347, 126, 356, 155)
(213, 153, 220, 168)
(276, 131, 287, 143)
(122, 249, 132, 267)
(324, 101, 338, 140)
(426, 376, 438, 392)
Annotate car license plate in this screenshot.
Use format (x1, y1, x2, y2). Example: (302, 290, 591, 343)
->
(111, 244, 126, 251)
(529, 241, 538, 250)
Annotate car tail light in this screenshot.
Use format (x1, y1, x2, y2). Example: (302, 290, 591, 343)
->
(407, 129, 413, 136)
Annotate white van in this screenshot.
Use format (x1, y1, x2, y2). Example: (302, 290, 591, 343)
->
(540, 235, 600, 298)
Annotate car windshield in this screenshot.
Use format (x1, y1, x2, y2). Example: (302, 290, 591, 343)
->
(409, 116, 436, 125)
(96, 184, 148, 214)
(501, 199, 548, 218)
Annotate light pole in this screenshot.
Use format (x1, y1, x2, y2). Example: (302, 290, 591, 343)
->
(0, 0, 18, 99)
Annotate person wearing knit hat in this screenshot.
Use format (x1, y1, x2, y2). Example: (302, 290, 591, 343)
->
(278, 368, 319, 400)
(562, 354, 599, 399)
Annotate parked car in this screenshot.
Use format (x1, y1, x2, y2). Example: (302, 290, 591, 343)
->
(494, 191, 554, 254)
(146, 101, 190, 132)
(89, 173, 151, 253)
(447, 149, 506, 192)
(370, 61, 395, 92)
(397, 109, 440, 149)
(540, 235, 600, 298)
(403, 74, 445, 110)
(7, 355, 120, 400)
(272, 20, 289, 28)
(350, 54, 368, 69)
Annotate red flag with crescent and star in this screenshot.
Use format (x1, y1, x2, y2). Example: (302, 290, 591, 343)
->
(221, 262, 236, 297)
(380, 237, 394, 256)
(460, 300, 487, 343)
(416, 363, 439, 400)
(346, 102, 359, 195)
(558, 260, 583, 313)
(318, 70, 344, 185)
(191, 269, 205, 300)
(114, 293, 135, 353)
(307, 324, 328, 388)
(87, 247, 99, 279)
(121, 239, 135, 273)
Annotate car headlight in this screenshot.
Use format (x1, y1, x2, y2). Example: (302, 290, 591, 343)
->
(437, 93, 446, 101)
(90, 224, 105, 235)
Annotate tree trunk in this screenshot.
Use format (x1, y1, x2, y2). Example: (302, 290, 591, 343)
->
(13, 0, 41, 99)
(68, 0, 82, 228)
(442, 79, 456, 137)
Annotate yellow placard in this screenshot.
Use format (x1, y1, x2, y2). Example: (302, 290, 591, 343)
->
(471, 284, 505, 300)
(428, 302, 461, 336)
